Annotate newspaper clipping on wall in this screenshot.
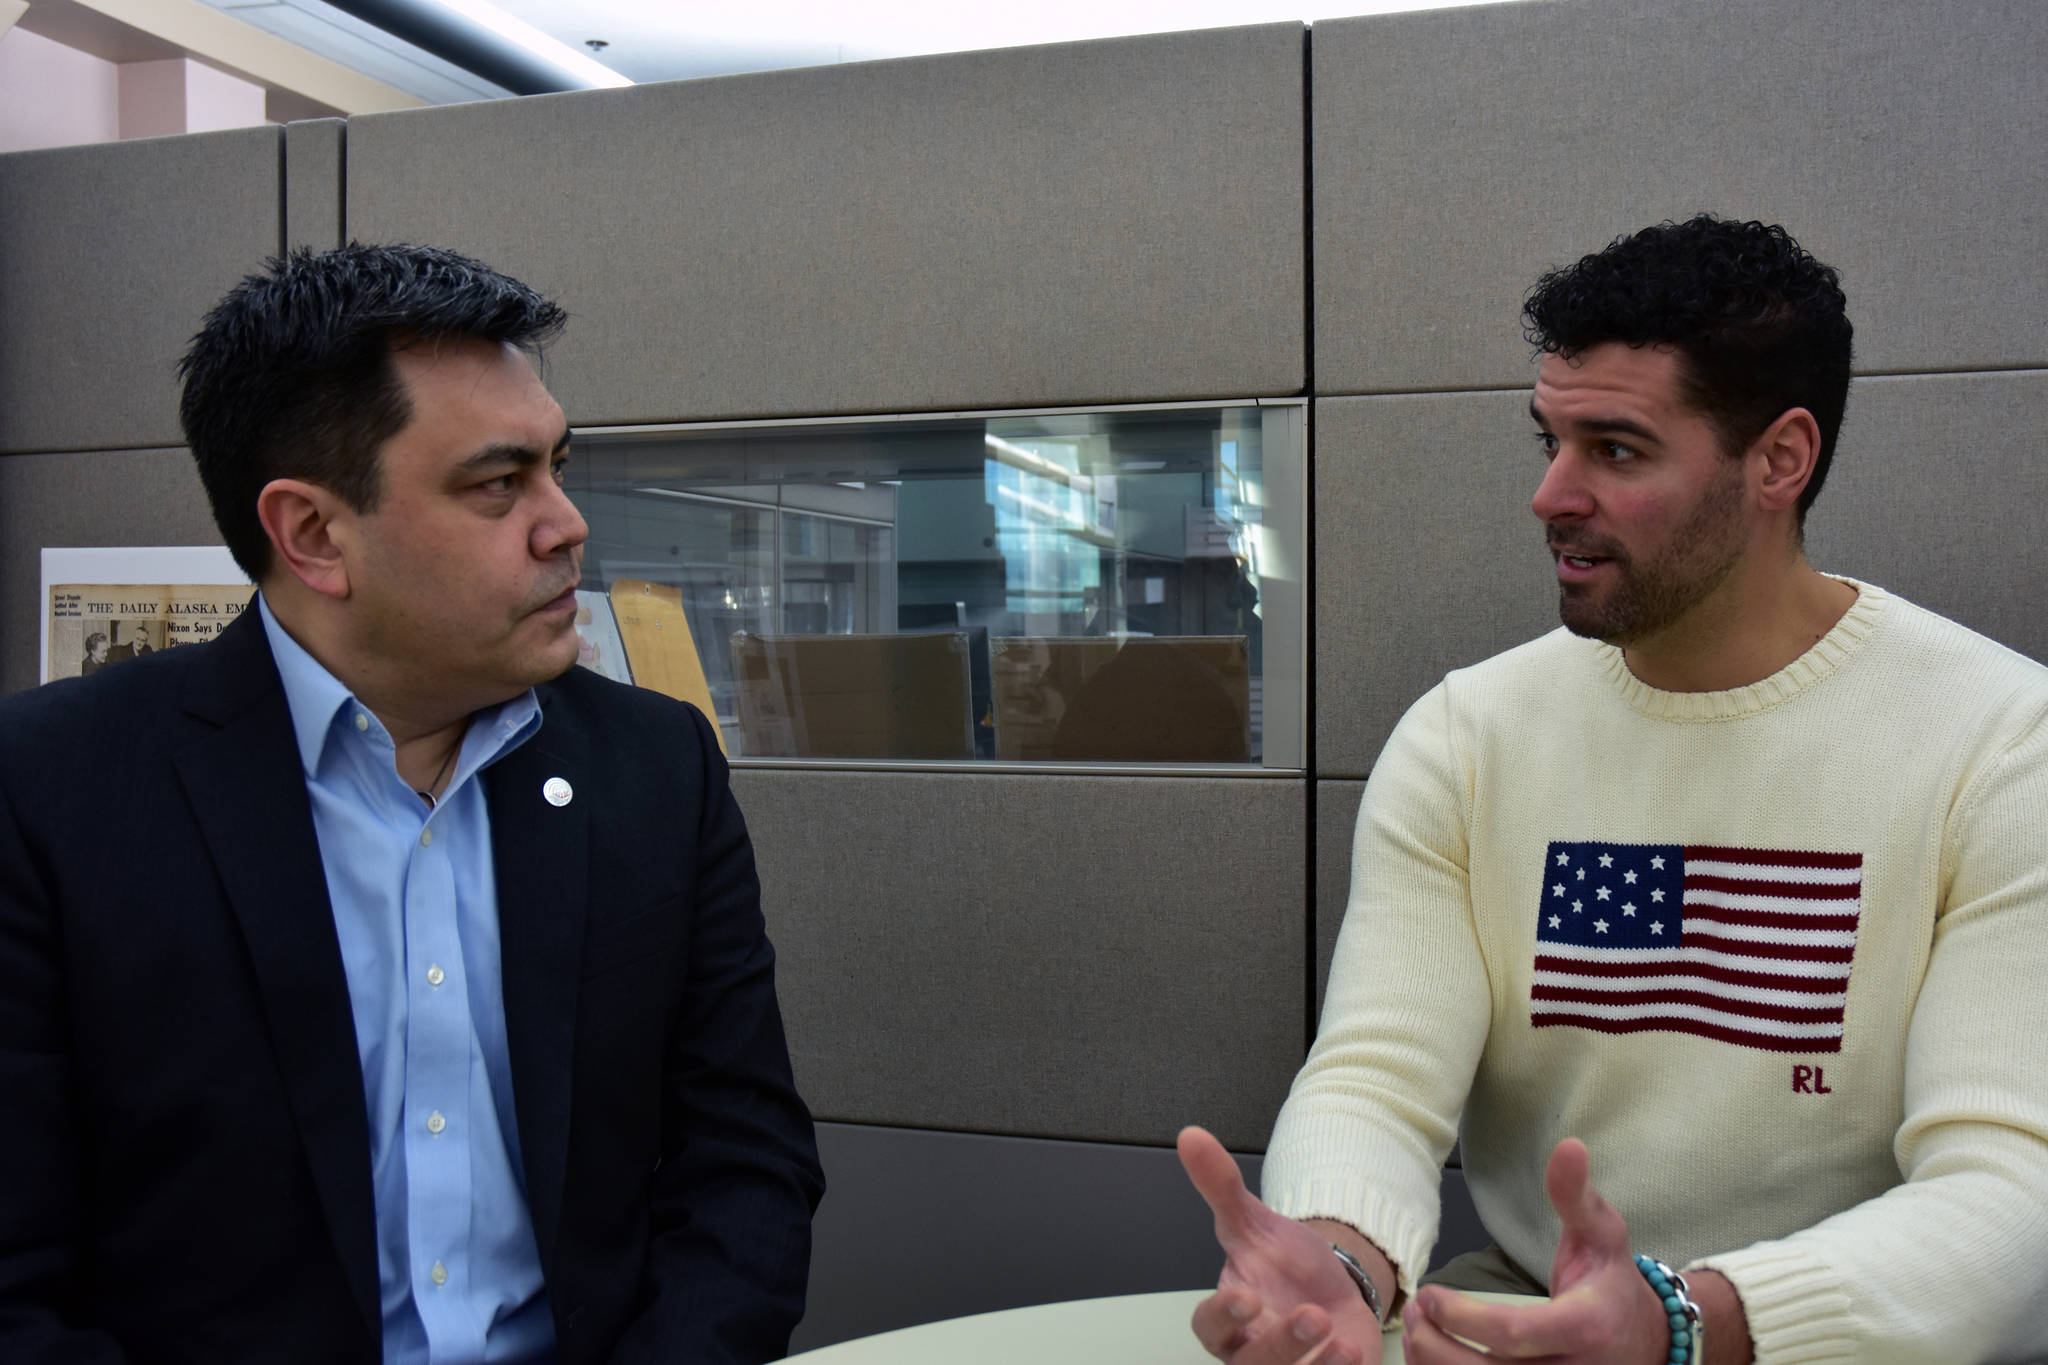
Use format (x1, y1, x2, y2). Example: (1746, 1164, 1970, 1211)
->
(41, 547, 251, 685)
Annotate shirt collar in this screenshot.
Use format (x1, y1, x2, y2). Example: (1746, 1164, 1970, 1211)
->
(257, 593, 542, 777)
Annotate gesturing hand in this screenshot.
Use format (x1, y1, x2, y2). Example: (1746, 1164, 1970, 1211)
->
(1177, 1126, 1385, 1365)
(1400, 1138, 1668, 1363)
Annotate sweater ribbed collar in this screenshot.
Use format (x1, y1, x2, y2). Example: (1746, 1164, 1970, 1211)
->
(1594, 576, 1886, 721)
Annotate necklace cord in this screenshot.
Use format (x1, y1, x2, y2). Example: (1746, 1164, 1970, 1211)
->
(415, 737, 459, 809)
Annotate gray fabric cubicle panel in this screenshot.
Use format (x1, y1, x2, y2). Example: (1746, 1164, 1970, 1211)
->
(1315, 390, 1554, 778)
(343, 24, 1306, 424)
(0, 448, 222, 696)
(798, 1121, 1493, 1352)
(795, 1122, 1257, 1351)
(1805, 370, 2048, 666)
(284, 119, 346, 252)
(1315, 373, 2048, 776)
(1310, 0, 2048, 396)
(0, 129, 282, 455)
(1314, 779, 1365, 1017)
(733, 768, 1304, 1151)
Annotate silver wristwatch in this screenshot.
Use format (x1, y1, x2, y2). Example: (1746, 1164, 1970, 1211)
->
(1329, 1243, 1386, 1324)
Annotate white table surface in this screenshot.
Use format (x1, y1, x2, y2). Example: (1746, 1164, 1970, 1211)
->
(786, 1288, 1536, 1364)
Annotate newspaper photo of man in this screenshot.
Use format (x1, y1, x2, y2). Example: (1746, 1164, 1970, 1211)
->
(106, 619, 156, 663)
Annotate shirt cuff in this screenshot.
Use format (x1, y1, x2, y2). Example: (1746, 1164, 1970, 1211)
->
(1689, 1241, 1855, 1364)
(1266, 1177, 1435, 1303)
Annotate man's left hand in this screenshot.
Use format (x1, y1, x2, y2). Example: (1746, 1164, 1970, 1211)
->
(1398, 1138, 1670, 1363)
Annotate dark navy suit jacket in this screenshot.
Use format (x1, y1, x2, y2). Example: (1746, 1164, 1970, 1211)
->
(0, 606, 823, 1363)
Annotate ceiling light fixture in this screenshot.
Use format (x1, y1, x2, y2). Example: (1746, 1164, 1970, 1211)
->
(431, 0, 631, 86)
(325, 0, 630, 93)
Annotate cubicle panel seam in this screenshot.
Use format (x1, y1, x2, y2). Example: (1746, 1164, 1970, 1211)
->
(283, 118, 348, 254)
(275, 129, 287, 260)
(1299, 365, 2048, 403)
(1299, 21, 1321, 1059)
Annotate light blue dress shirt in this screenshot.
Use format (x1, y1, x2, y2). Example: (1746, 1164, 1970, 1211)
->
(260, 597, 556, 1364)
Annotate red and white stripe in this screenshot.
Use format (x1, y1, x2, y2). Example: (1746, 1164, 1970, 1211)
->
(1530, 846, 1861, 1054)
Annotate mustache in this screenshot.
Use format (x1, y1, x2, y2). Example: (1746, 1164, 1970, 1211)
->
(527, 557, 584, 612)
(1545, 526, 1625, 560)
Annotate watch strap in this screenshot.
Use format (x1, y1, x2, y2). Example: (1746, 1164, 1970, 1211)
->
(1330, 1242, 1386, 1324)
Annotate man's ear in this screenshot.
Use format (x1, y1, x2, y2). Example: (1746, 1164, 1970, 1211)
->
(1751, 407, 1823, 515)
(255, 478, 355, 600)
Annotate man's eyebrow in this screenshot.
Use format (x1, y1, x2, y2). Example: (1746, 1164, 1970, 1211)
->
(1527, 399, 1659, 445)
(454, 427, 572, 474)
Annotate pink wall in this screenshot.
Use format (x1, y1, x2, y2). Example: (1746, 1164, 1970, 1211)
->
(184, 57, 268, 132)
(2, 30, 268, 153)
(0, 26, 120, 153)
(119, 57, 268, 139)
(116, 58, 190, 140)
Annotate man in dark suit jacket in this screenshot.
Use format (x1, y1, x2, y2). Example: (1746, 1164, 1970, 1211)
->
(0, 245, 823, 1363)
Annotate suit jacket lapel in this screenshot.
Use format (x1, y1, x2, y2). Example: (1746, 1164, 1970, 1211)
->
(486, 698, 589, 1270)
(171, 608, 380, 1340)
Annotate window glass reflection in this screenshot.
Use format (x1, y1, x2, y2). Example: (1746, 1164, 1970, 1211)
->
(567, 406, 1274, 764)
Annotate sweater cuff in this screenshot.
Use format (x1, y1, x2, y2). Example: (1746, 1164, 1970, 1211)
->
(1265, 1176, 1435, 1303)
(1689, 1241, 1855, 1364)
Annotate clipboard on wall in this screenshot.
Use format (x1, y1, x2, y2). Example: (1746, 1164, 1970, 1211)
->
(609, 578, 726, 753)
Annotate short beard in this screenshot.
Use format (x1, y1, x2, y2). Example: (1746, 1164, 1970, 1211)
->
(1552, 464, 1747, 645)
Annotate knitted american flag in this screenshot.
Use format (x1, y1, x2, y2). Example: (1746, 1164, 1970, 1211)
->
(1530, 841, 1862, 1054)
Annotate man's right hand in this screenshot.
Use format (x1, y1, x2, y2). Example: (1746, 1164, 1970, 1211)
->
(1178, 1126, 1387, 1365)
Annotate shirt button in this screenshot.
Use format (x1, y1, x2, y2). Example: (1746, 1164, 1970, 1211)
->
(430, 1260, 448, 1287)
(426, 964, 445, 987)
(427, 1110, 446, 1135)
(419, 829, 433, 848)
(354, 713, 369, 732)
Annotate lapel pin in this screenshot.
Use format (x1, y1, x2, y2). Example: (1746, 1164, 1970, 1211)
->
(543, 777, 574, 807)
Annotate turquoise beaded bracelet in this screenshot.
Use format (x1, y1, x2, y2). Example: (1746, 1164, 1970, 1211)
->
(1633, 1254, 1704, 1365)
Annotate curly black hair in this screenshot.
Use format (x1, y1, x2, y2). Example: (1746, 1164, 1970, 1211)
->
(178, 243, 566, 581)
(1523, 215, 1852, 526)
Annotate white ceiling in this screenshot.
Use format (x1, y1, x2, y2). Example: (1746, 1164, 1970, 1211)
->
(196, 0, 1518, 105)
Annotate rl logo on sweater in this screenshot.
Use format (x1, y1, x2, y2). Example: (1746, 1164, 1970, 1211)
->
(1530, 842, 1863, 1054)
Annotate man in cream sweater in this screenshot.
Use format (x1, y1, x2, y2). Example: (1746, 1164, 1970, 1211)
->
(1181, 216, 2048, 1365)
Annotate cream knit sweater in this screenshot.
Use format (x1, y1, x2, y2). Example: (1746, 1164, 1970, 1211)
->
(1264, 582, 2048, 1363)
